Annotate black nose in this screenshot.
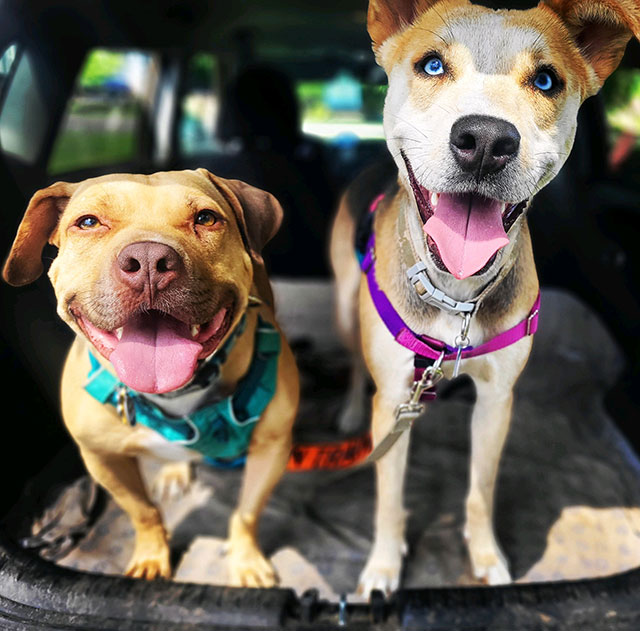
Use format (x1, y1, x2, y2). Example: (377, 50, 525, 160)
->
(450, 115, 520, 179)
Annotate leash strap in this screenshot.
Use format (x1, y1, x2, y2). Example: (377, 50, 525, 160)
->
(363, 350, 445, 463)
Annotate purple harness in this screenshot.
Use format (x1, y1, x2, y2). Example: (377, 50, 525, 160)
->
(360, 194, 540, 401)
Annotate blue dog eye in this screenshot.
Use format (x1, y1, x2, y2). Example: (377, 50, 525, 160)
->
(423, 56, 444, 76)
(534, 71, 554, 91)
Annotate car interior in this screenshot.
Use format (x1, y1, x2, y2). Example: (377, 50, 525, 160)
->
(1, 0, 640, 628)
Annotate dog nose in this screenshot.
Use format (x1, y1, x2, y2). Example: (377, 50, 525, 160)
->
(450, 115, 520, 179)
(115, 241, 183, 293)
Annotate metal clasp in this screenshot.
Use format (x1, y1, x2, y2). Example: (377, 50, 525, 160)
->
(394, 351, 445, 425)
(338, 593, 348, 626)
(364, 352, 445, 464)
(411, 350, 445, 401)
(453, 312, 472, 378)
(116, 386, 136, 426)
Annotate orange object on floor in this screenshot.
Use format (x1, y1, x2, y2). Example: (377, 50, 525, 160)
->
(287, 433, 372, 471)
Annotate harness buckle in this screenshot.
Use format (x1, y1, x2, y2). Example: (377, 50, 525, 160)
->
(406, 262, 475, 315)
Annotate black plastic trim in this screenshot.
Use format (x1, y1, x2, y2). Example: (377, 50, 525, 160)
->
(3, 528, 640, 630)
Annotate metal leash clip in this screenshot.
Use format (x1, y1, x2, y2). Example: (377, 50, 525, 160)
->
(365, 352, 445, 463)
(394, 351, 445, 430)
(453, 312, 471, 378)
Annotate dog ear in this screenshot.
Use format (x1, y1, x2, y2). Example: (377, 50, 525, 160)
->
(198, 169, 283, 265)
(368, 0, 443, 51)
(541, 0, 640, 92)
(3, 181, 78, 286)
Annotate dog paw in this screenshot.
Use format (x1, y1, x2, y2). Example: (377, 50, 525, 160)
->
(227, 544, 278, 588)
(358, 563, 401, 597)
(357, 544, 405, 596)
(125, 525, 172, 580)
(468, 548, 511, 585)
(151, 462, 192, 503)
(125, 547, 171, 580)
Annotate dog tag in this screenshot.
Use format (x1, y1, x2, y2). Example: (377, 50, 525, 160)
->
(116, 387, 136, 426)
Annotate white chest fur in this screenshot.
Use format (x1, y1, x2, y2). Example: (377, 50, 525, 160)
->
(125, 424, 203, 462)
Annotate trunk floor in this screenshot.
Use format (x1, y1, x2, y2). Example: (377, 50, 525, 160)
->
(28, 283, 640, 599)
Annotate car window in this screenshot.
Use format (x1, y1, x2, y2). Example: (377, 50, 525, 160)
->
(177, 52, 221, 156)
(0, 48, 48, 164)
(0, 43, 18, 100)
(47, 48, 159, 175)
(296, 70, 386, 144)
(602, 68, 640, 171)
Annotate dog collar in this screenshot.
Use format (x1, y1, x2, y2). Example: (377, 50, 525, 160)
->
(395, 193, 524, 317)
(83, 315, 281, 467)
(359, 193, 540, 392)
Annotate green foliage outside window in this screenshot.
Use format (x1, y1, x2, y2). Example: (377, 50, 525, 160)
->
(602, 68, 640, 137)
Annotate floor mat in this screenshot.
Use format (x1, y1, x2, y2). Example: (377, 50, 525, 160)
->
(29, 282, 640, 597)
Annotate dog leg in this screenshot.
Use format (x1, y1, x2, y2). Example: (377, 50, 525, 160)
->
(464, 379, 514, 585)
(80, 448, 171, 579)
(330, 196, 369, 434)
(334, 272, 368, 434)
(358, 392, 411, 596)
(226, 339, 299, 588)
(226, 433, 291, 588)
(139, 458, 193, 504)
(336, 356, 369, 434)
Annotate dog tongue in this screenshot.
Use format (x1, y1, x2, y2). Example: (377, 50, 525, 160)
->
(110, 312, 201, 394)
(424, 193, 509, 279)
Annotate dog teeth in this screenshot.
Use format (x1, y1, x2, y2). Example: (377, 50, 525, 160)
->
(115, 328, 123, 340)
(430, 192, 439, 208)
(191, 324, 201, 338)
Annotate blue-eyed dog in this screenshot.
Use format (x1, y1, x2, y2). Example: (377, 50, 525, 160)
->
(330, 0, 639, 593)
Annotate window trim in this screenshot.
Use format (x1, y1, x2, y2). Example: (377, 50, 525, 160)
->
(0, 42, 23, 111)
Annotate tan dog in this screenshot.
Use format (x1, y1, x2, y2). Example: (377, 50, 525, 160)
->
(3, 169, 299, 586)
(330, 0, 639, 593)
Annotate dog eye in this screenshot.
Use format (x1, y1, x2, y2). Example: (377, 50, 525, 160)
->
(533, 69, 559, 93)
(76, 215, 101, 230)
(421, 55, 445, 77)
(194, 210, 218, 227)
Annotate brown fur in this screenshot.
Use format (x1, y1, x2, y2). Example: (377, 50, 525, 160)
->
(3, 169, 299, 585)
(331, 0, 639, 593)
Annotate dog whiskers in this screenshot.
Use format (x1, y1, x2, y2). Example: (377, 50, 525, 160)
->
(413, 25, 452, 47)
(430, 3, 457, 46)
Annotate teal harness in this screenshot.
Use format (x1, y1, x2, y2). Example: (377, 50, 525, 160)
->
(84, 316, 281, 468)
